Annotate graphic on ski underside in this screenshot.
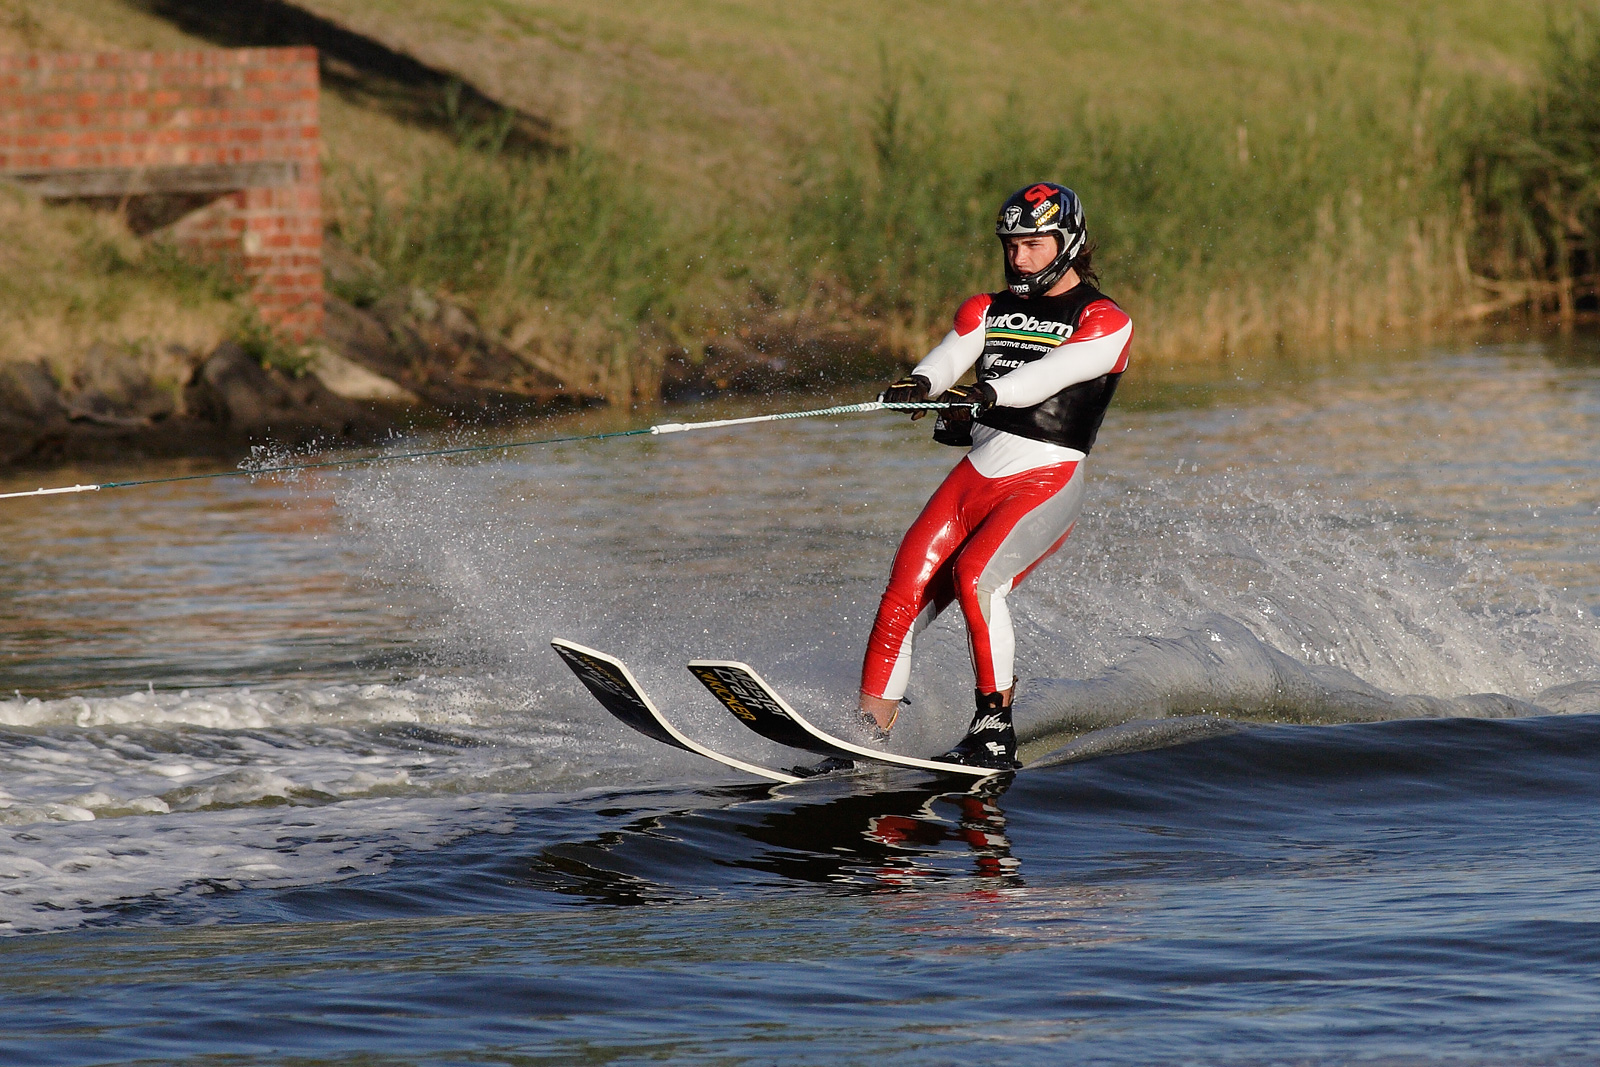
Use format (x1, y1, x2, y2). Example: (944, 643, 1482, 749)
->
(686, 659, 999, 779)
(551, 639, 800, 784)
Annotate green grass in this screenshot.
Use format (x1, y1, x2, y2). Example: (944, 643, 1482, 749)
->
(328, 42, 1482, 373)
(292, 0, 1552, 199)
(1460, 6, 1600, 319)
(789, 57, 1472, 360)
(0, 184, 240, 382)
(335, 133, 676, 329)
(303, 0, 1581, 380)
(4, 0, 1594, 409)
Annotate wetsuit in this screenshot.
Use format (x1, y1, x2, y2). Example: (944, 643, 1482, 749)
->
(861, 283, 1132, 701)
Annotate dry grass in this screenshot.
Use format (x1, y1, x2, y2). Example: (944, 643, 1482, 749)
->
(293, 0, 1560, 370)
(0, 0, 1583, 402)
(0, 187, 236, 383)
(0, 0, 461, 387)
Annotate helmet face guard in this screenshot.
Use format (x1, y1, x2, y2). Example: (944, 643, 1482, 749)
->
(995, 183, 1086, 296)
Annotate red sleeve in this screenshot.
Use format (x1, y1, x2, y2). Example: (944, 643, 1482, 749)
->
(953, 293, 992, 336)
(1074, 299, 1132, 373)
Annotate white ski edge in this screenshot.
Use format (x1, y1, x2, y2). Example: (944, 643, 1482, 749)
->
(687, 659, 997, 780)
(552, 639, 801, 784)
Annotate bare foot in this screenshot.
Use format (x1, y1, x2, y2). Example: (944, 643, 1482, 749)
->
(859, 693, 900, 730)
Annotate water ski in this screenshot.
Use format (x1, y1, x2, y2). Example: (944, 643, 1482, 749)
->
(686, 659, 1001, 780)
(551, 639, 800, 784)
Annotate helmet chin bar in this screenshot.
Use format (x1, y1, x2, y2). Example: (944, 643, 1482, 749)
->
(1003, 231, 1071, 297)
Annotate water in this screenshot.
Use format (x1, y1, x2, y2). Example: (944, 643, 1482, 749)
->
(1, 337, 1598, 1064)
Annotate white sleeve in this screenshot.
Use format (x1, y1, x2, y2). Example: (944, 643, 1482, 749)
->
(910, 327, 985, 397)
(988, 318, 1132, 408)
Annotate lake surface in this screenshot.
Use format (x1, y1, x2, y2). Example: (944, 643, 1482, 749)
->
(1, 335, 1598, 1065)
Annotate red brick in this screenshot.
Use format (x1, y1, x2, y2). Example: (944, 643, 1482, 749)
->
(4, 45, 324, 337)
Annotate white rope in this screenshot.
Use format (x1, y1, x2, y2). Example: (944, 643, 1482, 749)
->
(0, 483, 102, 501)
(650, 400, 916, 435)
(0, 400, 966, 502)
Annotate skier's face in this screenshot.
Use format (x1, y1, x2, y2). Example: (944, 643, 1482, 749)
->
(1003, 234, 1059, 276)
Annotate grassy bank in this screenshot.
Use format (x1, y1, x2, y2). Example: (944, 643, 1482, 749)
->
(323, 45, 1540, 381)
(312, 0, 1592, 385)
(2, 0, 1595, 411)
(325, 117, 700, 402)
(0, 184, 238, 387)
(788, 69, 1465, 363)
(327, 66, 1461, 378)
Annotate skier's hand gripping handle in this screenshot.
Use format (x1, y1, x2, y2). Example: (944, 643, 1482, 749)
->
(879, 374, 933, 420)
(937, 382, 997, 422)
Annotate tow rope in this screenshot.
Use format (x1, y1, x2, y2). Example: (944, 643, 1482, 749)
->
(0, 400, 970, 501)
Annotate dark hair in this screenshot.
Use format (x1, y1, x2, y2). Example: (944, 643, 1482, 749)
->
(1069, 239, 1099, 288)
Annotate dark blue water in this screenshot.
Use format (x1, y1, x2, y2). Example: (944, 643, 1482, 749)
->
(1, 339, 1598, 1064)
(9, 715, 1600, 1065)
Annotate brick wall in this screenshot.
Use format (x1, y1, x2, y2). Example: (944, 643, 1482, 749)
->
(0, 47, 324, 339)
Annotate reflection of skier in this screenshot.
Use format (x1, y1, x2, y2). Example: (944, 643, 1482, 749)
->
(867, 793, 1019, 884)
(864, 183, 1132, 769)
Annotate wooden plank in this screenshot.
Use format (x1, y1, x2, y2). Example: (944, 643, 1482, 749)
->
(0, 161, 300, 198)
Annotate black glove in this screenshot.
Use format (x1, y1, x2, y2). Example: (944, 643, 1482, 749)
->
(937, 381, 997, 421)
(879, 374, 932, 405)
(880, 374, 933, 420)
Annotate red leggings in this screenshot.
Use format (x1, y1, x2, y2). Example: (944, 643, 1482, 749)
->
(861, 457, 1085, 700)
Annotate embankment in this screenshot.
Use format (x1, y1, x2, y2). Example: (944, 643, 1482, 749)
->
(3, 0, 1597, 469)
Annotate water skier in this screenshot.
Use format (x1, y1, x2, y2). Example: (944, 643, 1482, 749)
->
(862, 183, 1132, 769)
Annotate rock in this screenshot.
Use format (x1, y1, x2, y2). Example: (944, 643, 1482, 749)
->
(350, 288, 586, 414)
(406, 286, 440, 323)
(309, 348, 419, 404)
(66, 343, 176, 425)
(181, 341, 396, 447)
(323, 296, 411, 384)
(186, 342, 299, 430)
(0, 277, 612, 471)
(0, 361, 67, 421)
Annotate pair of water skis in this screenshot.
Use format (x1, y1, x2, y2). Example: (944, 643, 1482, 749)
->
(551, 638, 1013, 785)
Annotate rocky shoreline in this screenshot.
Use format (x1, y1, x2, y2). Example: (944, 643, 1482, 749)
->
(0, 285, 901, 471)
(0, 286, 589, 469)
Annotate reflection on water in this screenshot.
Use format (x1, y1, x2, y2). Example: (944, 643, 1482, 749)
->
(0, 468, 416, 696)
(0, 335, 1596, 938)
(528, 775, 1022, 904)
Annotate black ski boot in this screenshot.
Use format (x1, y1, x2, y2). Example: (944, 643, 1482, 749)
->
(792, 755, 854, 777)
(939, 689, 1021, 771)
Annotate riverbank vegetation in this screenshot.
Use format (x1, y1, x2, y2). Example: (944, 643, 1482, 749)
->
(311, 0, 1600, 387)
(3, 0, 1598, 413)
(1461, 7, 1600, 322)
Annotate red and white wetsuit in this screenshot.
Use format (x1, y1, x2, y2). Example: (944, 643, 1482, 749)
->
(861, 283, 1132, 701)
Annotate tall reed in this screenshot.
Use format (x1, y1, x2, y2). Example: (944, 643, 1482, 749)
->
(329, 121, 694, 399)
(326, 27, 1599, 401)
(790, 65, 1472, 364)
(1461, 6, 1600, 322)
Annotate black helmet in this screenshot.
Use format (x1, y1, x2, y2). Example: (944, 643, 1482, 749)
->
(995, 183, 1086, 296)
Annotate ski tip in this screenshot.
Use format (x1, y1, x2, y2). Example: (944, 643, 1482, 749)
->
(551, 638, 633, 675)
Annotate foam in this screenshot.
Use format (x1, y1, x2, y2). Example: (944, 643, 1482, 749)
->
(0, 668, 700, 933)
(4, 353, 1594, 937)
(0, 681, 460, 730)
(0, 796, 520, 934)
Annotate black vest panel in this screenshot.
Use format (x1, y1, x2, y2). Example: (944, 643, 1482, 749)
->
(974, 284, 1125, 454)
